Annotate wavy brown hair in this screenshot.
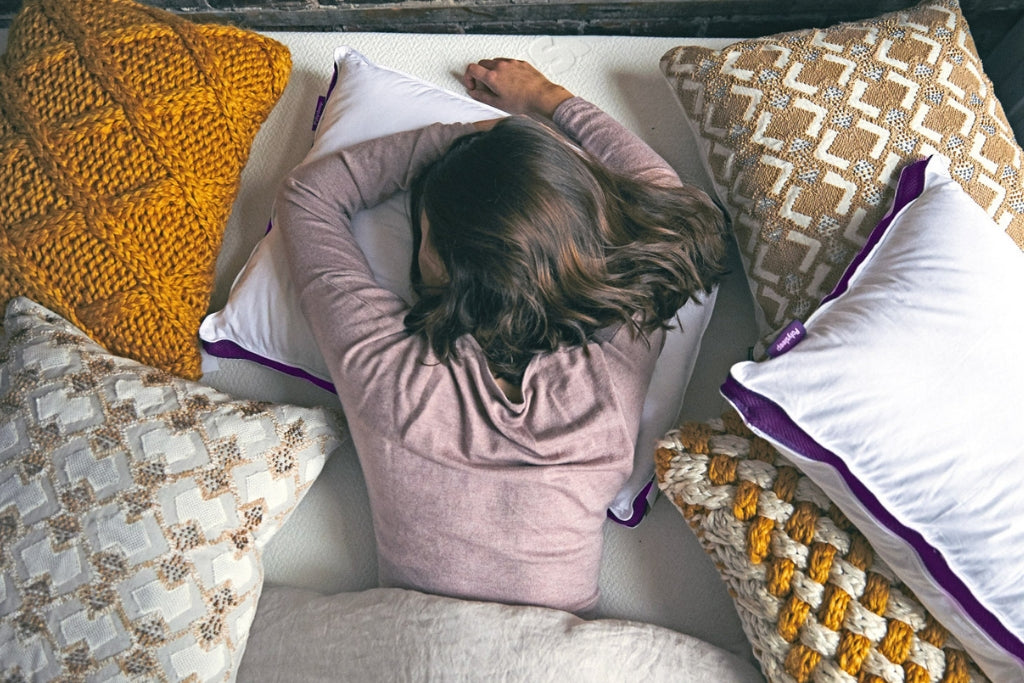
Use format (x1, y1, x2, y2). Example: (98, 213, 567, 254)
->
(405, 116, 727, 383)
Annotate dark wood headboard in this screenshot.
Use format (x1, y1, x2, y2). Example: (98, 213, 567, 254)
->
(1, 0, 1022, 59)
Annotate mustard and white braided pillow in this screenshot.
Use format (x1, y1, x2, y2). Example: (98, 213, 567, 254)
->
(656, 412, 987, 683)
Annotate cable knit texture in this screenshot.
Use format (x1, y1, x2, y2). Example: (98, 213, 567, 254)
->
(656, 411, 988, 683)
(0, 0, 290, 379)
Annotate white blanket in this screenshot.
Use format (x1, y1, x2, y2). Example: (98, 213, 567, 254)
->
(237, 586, 764, 682)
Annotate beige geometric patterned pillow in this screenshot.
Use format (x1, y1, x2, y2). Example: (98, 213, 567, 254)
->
(0, 297, 344, 681)
(656, 412, 988, 683)
(661, 0, 1024, 342)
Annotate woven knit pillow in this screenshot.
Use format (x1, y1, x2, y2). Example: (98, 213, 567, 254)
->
(0, 296, 343, 681)
(0, 0, 290, 379)
(660, 0, 1024, 345)
(655, 412, 988, 683)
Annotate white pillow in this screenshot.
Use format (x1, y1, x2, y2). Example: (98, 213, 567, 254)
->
(722, 155, 1024, 681)
(199, 47, 502, 390)
(199, 47, 717, 526)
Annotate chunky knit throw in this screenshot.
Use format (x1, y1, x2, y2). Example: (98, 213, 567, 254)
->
(0, 0, 291, 379)
(656, 412, 988, 683)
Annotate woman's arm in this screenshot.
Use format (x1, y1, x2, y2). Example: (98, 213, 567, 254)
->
(550, 98, 681, 187)
(276, 122, 474, 305)
(462, 58, 680, 186)
(274, 122, 475, 396)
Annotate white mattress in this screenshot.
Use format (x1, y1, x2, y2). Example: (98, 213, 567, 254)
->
(199, 31, 761, 663)
(0, 25, 761, 663)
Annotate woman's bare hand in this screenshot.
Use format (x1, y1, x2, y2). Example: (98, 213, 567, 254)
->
(463, 58, 574, 118)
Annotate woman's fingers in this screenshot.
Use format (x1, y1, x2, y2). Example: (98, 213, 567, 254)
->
(463, 64, 501, 107)
(463, 62, 495, 89)
(462, 58, 564, 115)
(475, 58, 507, 70)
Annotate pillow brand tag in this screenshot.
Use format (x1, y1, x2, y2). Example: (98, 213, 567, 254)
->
(312, 96, 327, 132)
(766, 320, 806, 358)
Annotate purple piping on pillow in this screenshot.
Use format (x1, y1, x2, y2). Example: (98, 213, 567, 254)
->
(312, 61, 341, 133)
(607, 478, 654, 527)
(312, 96, 327, 132)
(819, 157, 929, 308)
(202, 338, 337, 394)
(720, 156, 1023, 664)
(721, 376, 1024, 665)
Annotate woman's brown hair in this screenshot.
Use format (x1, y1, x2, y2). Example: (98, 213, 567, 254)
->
(405, 115, 727, 383)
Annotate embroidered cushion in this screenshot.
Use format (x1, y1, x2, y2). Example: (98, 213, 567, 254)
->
(0, 0, 290, 379)
(0, 297, 342, 681)
(656, 411, 988, 683)
(660, 0, 1024, 346)
(722, 154, 1024, 680)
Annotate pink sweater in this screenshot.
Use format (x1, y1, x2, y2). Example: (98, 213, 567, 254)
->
(276, 98, 683, 612)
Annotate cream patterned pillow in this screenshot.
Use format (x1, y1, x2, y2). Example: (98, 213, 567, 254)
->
(0, 297, 343, 681)
(656, 412, 988, 683)
(660, 0, 1024, 342)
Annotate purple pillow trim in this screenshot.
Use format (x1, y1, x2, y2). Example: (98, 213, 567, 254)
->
(201, 338, 337, 394)
(312, 63, 341, 133)
(721, 154, 1024, 664)
(607, 478, 654, 527)
(722, 377, 1024, 664)
(819, 157, 929, 308)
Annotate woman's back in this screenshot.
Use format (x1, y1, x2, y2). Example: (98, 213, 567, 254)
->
(274, 62, 725, 611)
(348, 315, 659, 612)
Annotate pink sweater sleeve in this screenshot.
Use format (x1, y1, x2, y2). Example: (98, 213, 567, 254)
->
(276, 122, 475, 305)
(551, 97, 683, 188)
(274, 123, 475, 403)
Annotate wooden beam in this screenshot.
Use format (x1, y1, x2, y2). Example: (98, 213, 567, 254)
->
(2, 0, 1022, 57)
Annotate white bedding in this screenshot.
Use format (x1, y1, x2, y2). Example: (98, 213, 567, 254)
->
(193, 31, 763, 666)
(237, 587, 763, 682)
(0, 23, 761, 667)
(0, 23, 770, 671)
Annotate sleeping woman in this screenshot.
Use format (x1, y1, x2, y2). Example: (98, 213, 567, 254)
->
(275, 58, 727, 613)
